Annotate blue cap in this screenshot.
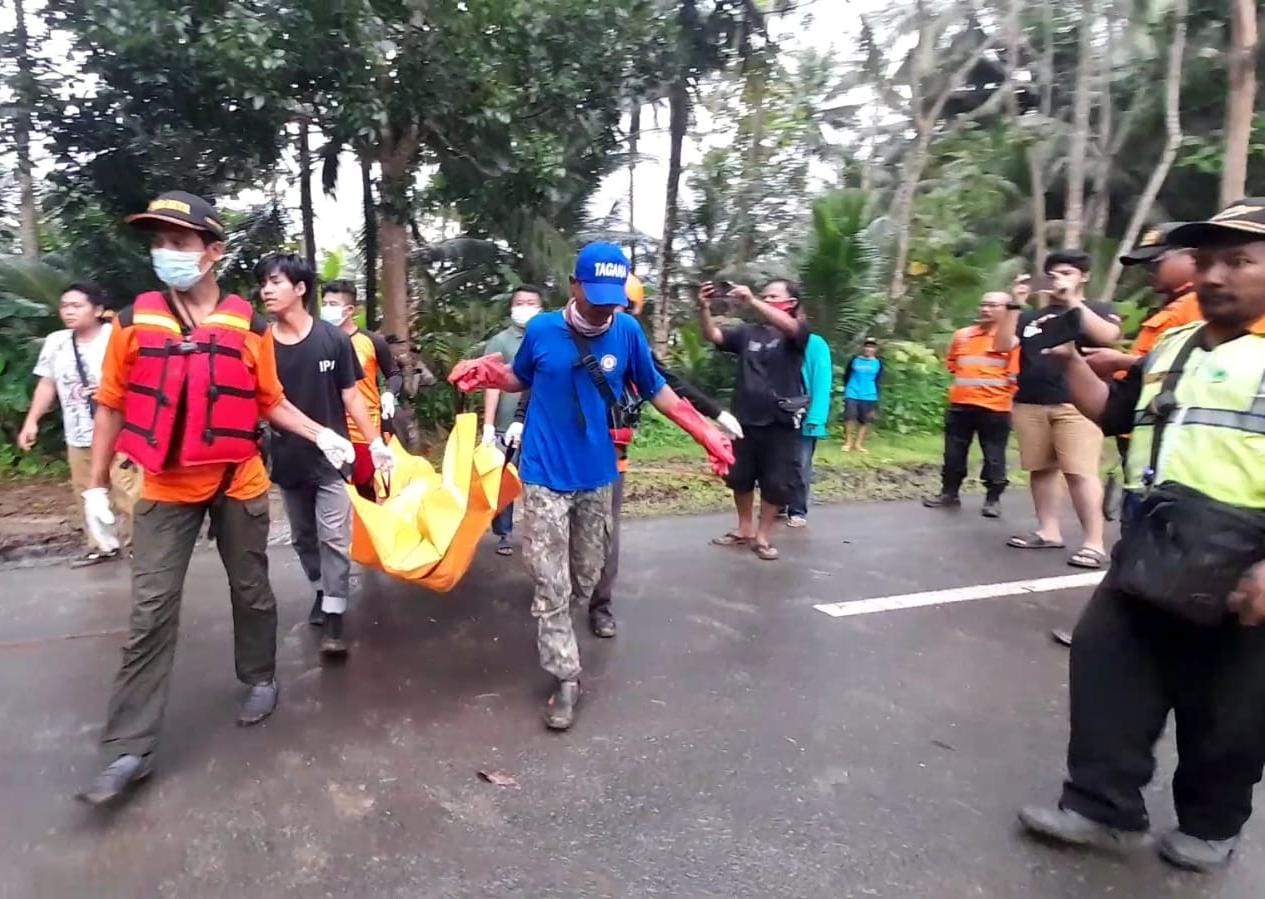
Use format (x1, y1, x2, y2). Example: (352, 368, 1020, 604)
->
(573, 242, 631, 307)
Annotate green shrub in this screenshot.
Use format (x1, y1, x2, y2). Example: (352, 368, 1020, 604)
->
(864, 340, 948, 435)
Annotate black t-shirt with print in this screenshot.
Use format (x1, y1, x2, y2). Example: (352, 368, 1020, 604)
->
(1015, 300, 1120, 405)
(719, 320, 811, 428)
(271, 319, 363, 488)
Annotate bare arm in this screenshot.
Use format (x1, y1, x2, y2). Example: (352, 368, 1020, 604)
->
(697, 284, 725, 346)
(343, 386, 381, 444)
(648, 383, 684, 414)
(88, 406, 125, 489)
(18, 378, 58, 449)
(1075, 303, 1122, 346)
(265, 399, 329, 442)
(735, 286, 801, 339)
(993, 309, 1022, 353)
(484, 389, 501, 429)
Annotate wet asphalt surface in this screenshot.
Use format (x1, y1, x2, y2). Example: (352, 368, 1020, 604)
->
(0, 497, 1261, 898)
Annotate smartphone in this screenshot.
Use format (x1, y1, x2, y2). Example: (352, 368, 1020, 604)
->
(713, 280, 734, 297)
(1022, 307, 1083, 351)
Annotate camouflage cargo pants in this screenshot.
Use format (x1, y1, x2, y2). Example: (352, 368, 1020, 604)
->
(520, 483, 614, 681)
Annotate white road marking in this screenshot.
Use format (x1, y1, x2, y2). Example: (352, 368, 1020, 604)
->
(814, 572, 1106, 618)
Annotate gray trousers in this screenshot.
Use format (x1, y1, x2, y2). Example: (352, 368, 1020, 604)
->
(101, 494, 276, 760)
(281, 479, 352, 614)
(521, 484, 613, 681)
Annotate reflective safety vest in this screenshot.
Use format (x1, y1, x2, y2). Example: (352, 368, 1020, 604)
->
(1126, 321, 1265, 507)
(946, 325, 1019, 412)
(116, 292, 265, 475)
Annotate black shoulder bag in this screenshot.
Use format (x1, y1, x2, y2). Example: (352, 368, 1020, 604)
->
(70, 333, 98, 418)
(1108, 325, 1265, 625)
(566, 327, 641, 433)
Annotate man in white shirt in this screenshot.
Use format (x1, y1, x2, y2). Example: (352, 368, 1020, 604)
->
(18, 283, 140, 566)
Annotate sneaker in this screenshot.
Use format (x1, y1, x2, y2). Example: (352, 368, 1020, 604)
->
(76, 754, 153, 806)
(308, 591, 325, 627)
(982, 498, 1002, 518)
(923, 493, 961, 508)
(1158, 830, 1239, 872)
(1018, 805, 1148, 852)
(545, 680, 581, 730)
(589, 606, 617, 638)
(786, 515, 808, 529)
(496, 536, 514, 557)
(320, 613, 348, 656)
(237, 681, 278, 726)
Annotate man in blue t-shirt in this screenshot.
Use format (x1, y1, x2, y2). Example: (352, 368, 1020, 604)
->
(450, 243, 734, 731)
(843, 338, 884, 452)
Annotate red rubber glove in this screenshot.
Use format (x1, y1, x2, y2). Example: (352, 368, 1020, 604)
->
(448, 354, 516, 394)
(662, 397, 735, 477)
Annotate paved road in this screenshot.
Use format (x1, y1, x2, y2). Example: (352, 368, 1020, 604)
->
(0, 499, 1260, 898)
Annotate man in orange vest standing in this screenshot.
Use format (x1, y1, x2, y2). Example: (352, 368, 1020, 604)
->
(75, 191, 357, 806)
(924, 291, 1020, 517)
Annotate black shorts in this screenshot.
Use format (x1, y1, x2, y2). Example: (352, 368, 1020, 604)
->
(844, 399, 878, 424)
(724, 424, 803, 508)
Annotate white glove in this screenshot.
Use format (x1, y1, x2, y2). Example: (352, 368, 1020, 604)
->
(715, 410, 745, 441)
(482, 424, 498, 447)
(82, 487, 120, 554)
(369, 437, 395, 474)
(380, 391, 396, 420)
(316, 427, 355, 468)
(504, 421, 524, 448)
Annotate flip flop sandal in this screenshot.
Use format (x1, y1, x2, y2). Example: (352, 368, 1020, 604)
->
(752, 543, 780, 561)
(1068, 547, 1107, 570)
(1007, 532, 1066, 550)
(711, 532, 752, 547)
(69, 549, 120, 569)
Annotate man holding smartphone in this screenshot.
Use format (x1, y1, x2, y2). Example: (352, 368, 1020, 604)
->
(993, 251, 1121, 569)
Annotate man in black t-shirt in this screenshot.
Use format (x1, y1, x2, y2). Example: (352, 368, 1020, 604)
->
(993, 251, 1121, 569)
(699, 278, 810, 561)
(258, 254, 393, 657)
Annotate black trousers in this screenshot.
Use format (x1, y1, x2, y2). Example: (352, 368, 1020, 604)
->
(939, 405, 1010, 498)
(1061, 582, 1265, 840)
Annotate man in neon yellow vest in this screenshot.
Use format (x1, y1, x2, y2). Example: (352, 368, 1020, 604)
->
(1018, 199, 1265, 872)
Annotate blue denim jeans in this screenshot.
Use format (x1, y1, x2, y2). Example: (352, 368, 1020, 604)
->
(787, 435, 818, 518)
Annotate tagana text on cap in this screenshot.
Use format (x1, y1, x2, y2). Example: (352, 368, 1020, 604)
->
(574, 242, 631, 307)
(1169, 199, 1265, 247)
(125, 191, 227, 241)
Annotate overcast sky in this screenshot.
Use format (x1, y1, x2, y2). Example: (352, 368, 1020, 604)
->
(3, 0, 874, 262)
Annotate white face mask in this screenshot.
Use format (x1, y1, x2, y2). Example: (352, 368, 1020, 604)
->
(319, 304, 348, 326)
(151, 248, 206, 291)
(510, 305, 540, 328)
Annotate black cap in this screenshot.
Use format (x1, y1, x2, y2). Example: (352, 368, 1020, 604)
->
(1119, 222, 1186, 265)
(125, 191, 226, 240)
(1168, 200, 1265, 248)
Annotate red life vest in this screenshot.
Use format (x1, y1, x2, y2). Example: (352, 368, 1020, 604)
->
(115, 291, 264, 475)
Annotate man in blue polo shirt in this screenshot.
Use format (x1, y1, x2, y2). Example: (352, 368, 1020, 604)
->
(450, 243, 734, 730)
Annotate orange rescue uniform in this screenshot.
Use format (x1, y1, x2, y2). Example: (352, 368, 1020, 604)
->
(97, 315, 284, 504)
(1130, 289, 1201, 357)
(945, 325, 1020, 412)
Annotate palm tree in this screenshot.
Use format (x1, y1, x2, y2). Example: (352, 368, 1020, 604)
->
(798, 189, 889, 348)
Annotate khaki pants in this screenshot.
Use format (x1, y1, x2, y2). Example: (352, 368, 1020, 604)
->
(1013, 403, 1104, 477)
(99, 494, 276, 760)
(66, 447, 142, 550)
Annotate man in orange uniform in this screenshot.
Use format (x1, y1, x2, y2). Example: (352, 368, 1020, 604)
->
(923, 291, 1020, 517)
(76, 191, 357, 806)
(318, 280, 404, 502)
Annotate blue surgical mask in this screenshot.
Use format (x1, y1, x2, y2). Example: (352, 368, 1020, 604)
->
(151, 248, 206, 291)
(320, 304, 347, 326)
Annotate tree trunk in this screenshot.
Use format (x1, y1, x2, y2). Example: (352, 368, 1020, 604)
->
(886, 132, 932, 311)
(360, 154, 379, 330)
(14, 0, 39, 259)
(1028, 148, 1050, 274)
(1063, 0, 1097, 249)
(627, 105, 640, 267)
(297, 119, 317, 282)
(1102, 0, 1186, 300)
(376, 127, 419, 342)
(1220, 0, 1258, 206)
(1086, 9, 1116, 239)
(655, 80, 688, 356)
